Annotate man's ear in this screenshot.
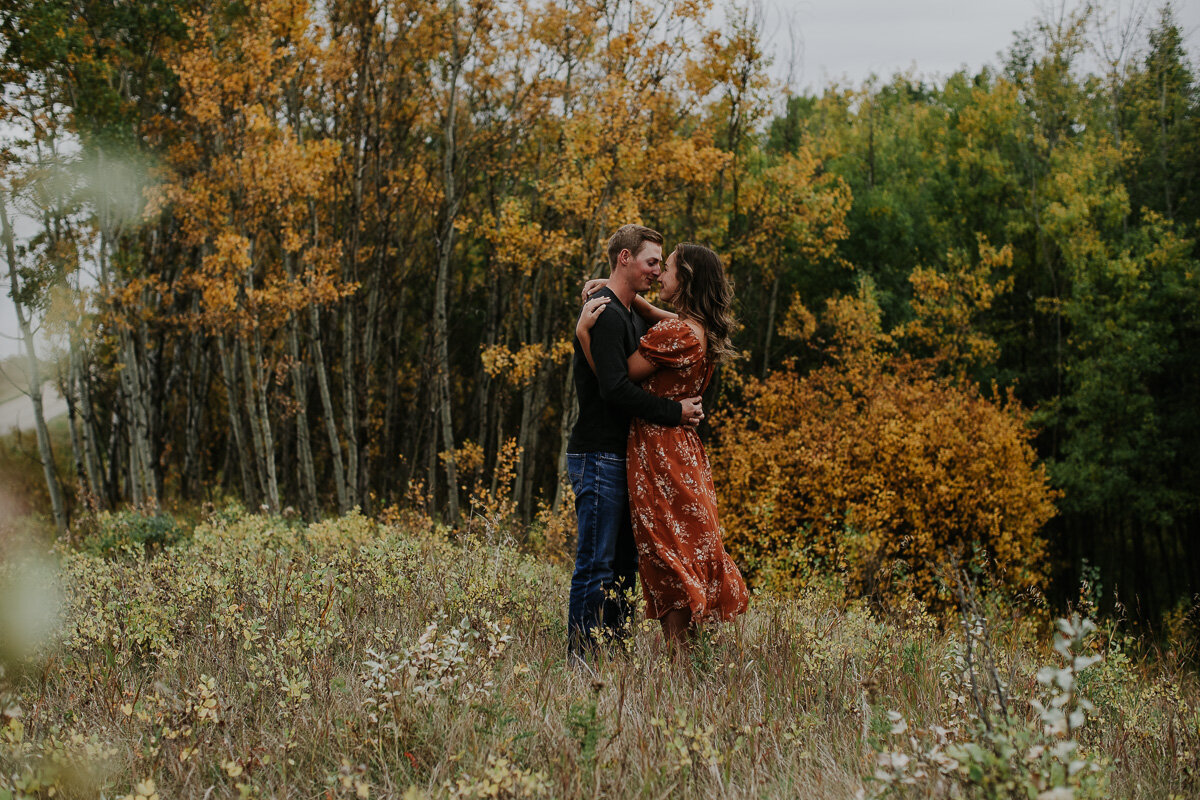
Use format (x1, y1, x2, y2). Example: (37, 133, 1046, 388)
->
(617, 248, 630, 267)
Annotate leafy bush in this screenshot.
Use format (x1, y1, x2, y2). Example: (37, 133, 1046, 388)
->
(711, 292, 1057, 608)
(77, 510, 188, 558)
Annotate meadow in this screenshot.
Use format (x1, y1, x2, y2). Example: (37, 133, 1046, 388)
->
(1, 507, 1197, 799)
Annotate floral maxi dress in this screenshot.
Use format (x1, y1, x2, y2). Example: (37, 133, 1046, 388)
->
(627, 318, 749, 622)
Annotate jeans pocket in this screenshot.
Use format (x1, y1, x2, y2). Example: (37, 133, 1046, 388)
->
(594, 455, 628, 508)
(567, 453, 585, 497)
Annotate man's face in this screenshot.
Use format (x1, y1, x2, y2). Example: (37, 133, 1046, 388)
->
(623, 241, 663, 292)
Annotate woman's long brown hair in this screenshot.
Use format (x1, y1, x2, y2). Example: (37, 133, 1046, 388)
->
(669, 243, 738, 363)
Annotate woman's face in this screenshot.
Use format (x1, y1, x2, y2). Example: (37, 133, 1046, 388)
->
(660, 251, 681, 304)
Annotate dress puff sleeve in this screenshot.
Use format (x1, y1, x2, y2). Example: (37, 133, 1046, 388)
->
(638, 318, 705, 369)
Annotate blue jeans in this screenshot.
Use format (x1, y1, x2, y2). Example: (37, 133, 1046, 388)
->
(566, 452, 638, 657)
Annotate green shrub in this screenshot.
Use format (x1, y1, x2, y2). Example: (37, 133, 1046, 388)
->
(78, 510, 188, 558)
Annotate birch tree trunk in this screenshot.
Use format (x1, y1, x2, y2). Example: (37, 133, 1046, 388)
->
(433, 233, 461, 520)
(432, 17, 467, 522)
(339, 303, 360, 508)
(240, 331, 280, 512)
(553, 361, 577, 512)
(380, 284, 407, 499)
(217, 334, 256, 504)
(338, 38, 368, 511)
(67, 320, 105, 507)
(309, 304, 350, 512)
(117, 329, 151, 505)
(1, 194, 67, 532)
(281, 251, 318, 516)
(181, 321, 209, 501)
(287, 311, 318, 517)
(63, 371, 89, 507)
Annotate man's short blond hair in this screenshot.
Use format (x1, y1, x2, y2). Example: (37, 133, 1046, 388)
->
(607, 224, 664, 269)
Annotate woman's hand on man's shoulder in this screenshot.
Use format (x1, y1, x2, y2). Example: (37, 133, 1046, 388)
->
(581, 278, 609, 303)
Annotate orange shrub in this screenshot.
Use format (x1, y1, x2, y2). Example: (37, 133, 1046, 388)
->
(710, 355, 1057, 608)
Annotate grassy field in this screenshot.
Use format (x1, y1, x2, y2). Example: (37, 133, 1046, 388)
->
(0, 508, 1197, 799)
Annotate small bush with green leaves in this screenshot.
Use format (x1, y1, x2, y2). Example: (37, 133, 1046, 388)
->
(77, 510, 188, 558)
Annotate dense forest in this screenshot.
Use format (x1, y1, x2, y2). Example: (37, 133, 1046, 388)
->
(1, 0, 1197, 614)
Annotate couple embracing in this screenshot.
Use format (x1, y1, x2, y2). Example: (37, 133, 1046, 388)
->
(566, 224, 748, 663)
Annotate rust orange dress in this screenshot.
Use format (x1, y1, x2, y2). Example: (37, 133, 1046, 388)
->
(627, 318, 749, 622)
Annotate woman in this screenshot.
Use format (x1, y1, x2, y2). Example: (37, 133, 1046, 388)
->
(577, 243, 748, 645)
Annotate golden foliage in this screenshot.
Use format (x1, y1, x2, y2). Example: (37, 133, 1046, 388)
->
(146, 0, 354, 336)
(712, 293, 1057, 608)
(898, 235, 1014, 374)
(822, 278, 894, 361)
(729, 147, 853, 277)
(459, 437, 522, 531)
(777, 292, 817, 342)
(480, 341, 571, 386)
(476, 199, 574, 277)
(527, 473, 576, 567)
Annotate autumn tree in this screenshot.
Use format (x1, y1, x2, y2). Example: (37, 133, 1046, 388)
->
(151, 0, 352, 512)
(0, 170, 70, 532)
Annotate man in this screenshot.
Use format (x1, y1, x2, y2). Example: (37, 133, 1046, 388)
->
(565, 224, 704, 662)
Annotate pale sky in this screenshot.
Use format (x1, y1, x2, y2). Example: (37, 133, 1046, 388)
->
(767, 0, 1200, 91)
(2, 0, 1199, 360)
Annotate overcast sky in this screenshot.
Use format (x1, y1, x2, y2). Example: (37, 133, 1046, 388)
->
(2, 1, 1199, 360)
(766, 0, 1200, 91)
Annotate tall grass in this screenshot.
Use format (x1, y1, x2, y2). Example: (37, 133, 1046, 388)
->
(0, 508, 1196, 798)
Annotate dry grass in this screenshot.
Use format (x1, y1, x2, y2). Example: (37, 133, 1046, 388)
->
(1, 508, 1197, 799)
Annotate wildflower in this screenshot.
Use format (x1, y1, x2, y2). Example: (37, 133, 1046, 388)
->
(122, 778, 160, 800)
